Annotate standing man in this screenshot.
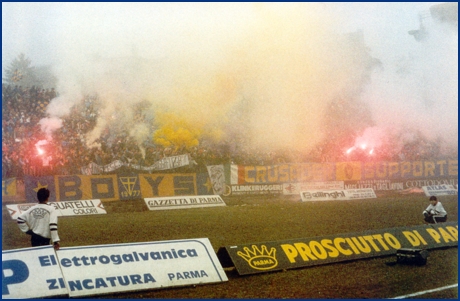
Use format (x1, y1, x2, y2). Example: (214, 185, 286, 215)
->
(17, 188, 60, 250)
(423, 196, 447, 224)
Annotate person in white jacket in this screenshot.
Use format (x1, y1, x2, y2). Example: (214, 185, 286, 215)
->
(423, 196, 447, 224)
(17, 188, 60, 250)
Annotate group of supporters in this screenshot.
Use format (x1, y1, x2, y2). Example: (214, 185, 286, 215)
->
(2, 83, 452, 180)
(2, 84, 288, 180)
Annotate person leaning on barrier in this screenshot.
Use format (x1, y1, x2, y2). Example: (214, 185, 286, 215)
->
(17, 188, 60, 250)
(423, 196, 447, 224)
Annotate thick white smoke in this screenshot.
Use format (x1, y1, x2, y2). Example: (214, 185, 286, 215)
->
(4, 2, 454, 158)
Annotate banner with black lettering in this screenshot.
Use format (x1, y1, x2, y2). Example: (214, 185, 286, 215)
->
(6, 200, 107, 220)
(144, 195, 226, 210)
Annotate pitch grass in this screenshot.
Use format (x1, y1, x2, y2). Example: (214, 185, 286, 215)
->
(2, 193, 458, 298)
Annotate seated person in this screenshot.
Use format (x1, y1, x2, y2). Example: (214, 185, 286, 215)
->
(423, 196, 447, 224)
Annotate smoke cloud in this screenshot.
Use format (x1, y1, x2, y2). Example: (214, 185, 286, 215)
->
(3, 2, 457, 158)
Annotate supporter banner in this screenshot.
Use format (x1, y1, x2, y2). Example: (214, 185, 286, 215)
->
(206, 165, 225, 195)
(2, 246, 68, 299)
(56, 175, 120, 202)
(228, 159, 457, 185)
(139, 173, 197, 197)
(117, 173, 142, 200)
(335, 162, 362, 181)
(144, 195, 226, 210)
(80, 154, 191, 175)
(196, 172, 215, 195)
(25, 175, 57, 202)
(25, 173, 215, 201)
(229, 163, 336, 185)
(283, 181, 344, 195)
(56, 239, 228, 297)
(422, 185, 458, 196)
(6, 199, 107, 220)
(300, 188, 377, 201)
(2, 177, 17, 197)
(217, 222, 458, 275)
(361, 159, 457, 180)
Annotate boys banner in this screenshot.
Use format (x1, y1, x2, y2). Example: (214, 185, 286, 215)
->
(24, 173, 216, 202)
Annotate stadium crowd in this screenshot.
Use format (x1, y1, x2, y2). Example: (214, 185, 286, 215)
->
(2, 83, 450, 180)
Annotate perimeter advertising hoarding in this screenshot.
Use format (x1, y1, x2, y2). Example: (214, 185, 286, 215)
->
(217, 222, 458, 275)
(344, 177, 458, 191)
(57, 239, 227, 297)
(226, 184, 284, 196)
(300, 188, 377, 201)
(282, 181, 344, 195)
(144, 195, 226, 210)
(422, 185, 458, 196)
(2, 246, 68, 299)
(6, 199, 107, 220)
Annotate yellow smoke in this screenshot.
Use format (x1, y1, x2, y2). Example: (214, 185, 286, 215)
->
(153, 112, 201, 150)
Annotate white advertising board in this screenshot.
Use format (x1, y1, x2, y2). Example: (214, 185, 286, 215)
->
(283, 181, 344, 195)
(144, 195, 226, 210)
(56, 238, 228, 297)
(422, 185, 458, 196)
(2, 246, 68, 299)
(345, 188, 377, 199)
(6, 199, 107, 220)
(300, 188, 377, 202)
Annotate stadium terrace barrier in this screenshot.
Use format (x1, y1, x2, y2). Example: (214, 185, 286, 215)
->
(2, 238, 227, 299)
(216, 222, 458, 275)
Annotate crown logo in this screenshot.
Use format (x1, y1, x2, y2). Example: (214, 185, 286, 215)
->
(31, 208, 49, 219)
(236, 245, 278, 270)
